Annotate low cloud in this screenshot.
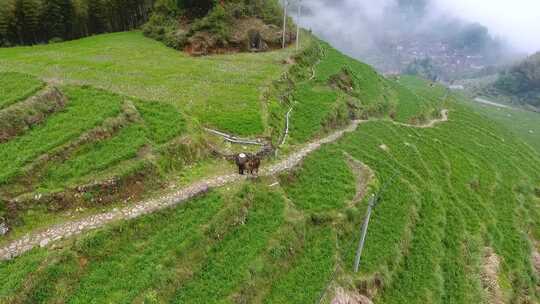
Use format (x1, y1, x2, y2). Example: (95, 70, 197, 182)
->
(296, 0, 540, 59)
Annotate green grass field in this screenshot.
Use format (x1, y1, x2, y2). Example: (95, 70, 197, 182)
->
(0, 31, 294, 136)
(458, 96, 540, 153)
(0, 86, 124, 185)
(0, 72, 44, 110)
(400, 77, 540, 153)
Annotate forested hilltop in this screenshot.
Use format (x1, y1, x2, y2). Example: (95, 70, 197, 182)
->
(0, 0, 293, 54)
(0, 0, 154, 46)
(143, 0, 294, 55)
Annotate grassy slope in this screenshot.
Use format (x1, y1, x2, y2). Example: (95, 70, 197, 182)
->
(0, 86, 187, 189)
(0, 85, 188, 242)
(400, 76, 540, 153)
(5, 95, 537, 303)
(1, 33, 539, 304)
(0, 72, 44, 110)
(288, 42, 441, 144)
(0, 30, 295, 240)
(459, 96, 540, 153)
(0, 87, 124, 185)
(345, 106, 539, 303)
(0, 31, 293, 136)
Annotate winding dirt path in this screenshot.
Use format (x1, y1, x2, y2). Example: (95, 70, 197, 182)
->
(394, 109, 449, 128)
(0, 110, 449, 261)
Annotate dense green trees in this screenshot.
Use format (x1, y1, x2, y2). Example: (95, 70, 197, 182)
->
(0, 0, 154, 46)
(495, 52, 540, 108)
(143, 0, 286, 51)
(404, 57, 440, 81)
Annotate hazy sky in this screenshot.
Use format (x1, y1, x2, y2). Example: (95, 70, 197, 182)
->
(298, 0, 540, 55)
(433, 0, 540, 53)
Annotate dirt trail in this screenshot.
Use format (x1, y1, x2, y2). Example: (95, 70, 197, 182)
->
(331, 288, 373, 304)
(0, 111, 449, 261)
(481, 247, 504, 304)
(343, 152, 374, 205)
(393, 109, 449, 128)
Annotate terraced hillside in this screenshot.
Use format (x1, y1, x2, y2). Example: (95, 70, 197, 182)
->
(0, 31, 438, 243)
(462, 97, 540, 153)
(398, 76, 540, 153)
(2, 29, 538, 304)
(0, 31, 293, 136)
(1, 91, 539, 303)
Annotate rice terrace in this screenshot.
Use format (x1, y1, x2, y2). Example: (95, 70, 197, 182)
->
(0, 0, 539, 303)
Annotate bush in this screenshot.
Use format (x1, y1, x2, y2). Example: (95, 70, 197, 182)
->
(310, 212, 334, 225)
(164, 29, 188, 49)
(243, 0, 284, 26)
(190, 4, 231, 44)
(142, 13, 187, 49)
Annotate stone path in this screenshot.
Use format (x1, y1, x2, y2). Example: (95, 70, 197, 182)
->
(0, 110, 450, 261)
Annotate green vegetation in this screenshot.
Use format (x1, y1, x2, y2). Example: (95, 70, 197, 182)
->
(0, 184, 290, 303)
(10, 89, 535, 303)
(0, 86, 123, 185)
(1, 23, 539, 304)
(397, 75, 448, 101)
(0, 0, 152, 46)
(494, 51, 540, 108)
(285, 42, 441, 144)
(264, 227, 335, 304)
(173, 184, 285, 303)
(0, 166, 351, 303)
(0, 81, 190, 237)
(289, 84, 340, 142)
(282, 148, 355, 212)
(0, 31, 292, 136)
(0, 72, 43, 109)
(144, 0, 287, 51)
(333, 102, 539, 303)
(0, 191, 224, 303)
(134, 100, 186, 144)
(457, 95, 540, 153)
(39, 124, 149, 191)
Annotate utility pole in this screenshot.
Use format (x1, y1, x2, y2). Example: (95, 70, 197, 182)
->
(282, 0, 288, 49)
(296, 0, 302, 50)
(354, 194, 377, 273)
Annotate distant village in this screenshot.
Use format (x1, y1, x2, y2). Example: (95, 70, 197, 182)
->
(362, 35, 494, 81)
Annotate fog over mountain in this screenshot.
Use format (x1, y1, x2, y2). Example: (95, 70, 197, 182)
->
(294, 0, 540, 79)
(433, 0, 540, 54)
